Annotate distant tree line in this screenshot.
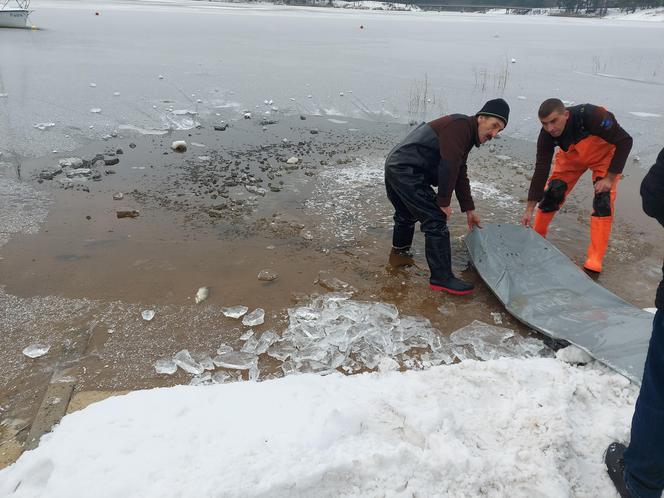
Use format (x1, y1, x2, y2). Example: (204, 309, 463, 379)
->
(411, 0, 662, 13)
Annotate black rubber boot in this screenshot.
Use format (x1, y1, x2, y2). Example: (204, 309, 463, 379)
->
(425, 230, 474, 296)
(605, 442, 634, 498)
(429, 276, 474, 295)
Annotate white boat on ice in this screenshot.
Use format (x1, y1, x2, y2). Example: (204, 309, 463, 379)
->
(0, 0, 31, 28)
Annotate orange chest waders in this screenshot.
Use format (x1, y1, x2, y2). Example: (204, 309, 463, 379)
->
(533, 135, 619, 273)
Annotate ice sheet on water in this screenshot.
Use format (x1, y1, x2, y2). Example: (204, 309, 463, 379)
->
(213, 351, 258, 370)
(22, 344, 50, 359)
(173, 349, 205, 375)
(222, 306, 248, 319)
(242, 308, 265, 326)
(450, 320, 547, 361)
(154, 359, 177, 375)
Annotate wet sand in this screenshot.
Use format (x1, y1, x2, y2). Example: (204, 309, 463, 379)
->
(1, 115, 662, 467)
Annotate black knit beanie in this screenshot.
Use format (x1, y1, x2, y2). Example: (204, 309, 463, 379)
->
(477, 98, 510, 126)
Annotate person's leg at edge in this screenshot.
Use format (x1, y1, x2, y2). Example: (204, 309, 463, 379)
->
(623, 309, 664, 498)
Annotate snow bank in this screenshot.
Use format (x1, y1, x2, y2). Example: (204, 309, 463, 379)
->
(0, 358, 635, 497)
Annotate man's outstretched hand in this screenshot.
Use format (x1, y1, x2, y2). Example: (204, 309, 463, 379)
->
(466, 210, 482, 231)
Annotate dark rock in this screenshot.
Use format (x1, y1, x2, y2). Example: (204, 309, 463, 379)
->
(214, 124, 228, 131)
(39, 169, 62, 180)
(104, 157, 120, 166)
(116, 210, 140, 219)
(129, 143, 137, 149)
(116, 149, 124, 155)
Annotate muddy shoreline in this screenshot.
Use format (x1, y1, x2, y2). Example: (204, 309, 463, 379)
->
(1, 114, 662, 467)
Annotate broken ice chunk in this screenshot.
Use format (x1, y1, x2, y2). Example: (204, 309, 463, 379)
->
(490, 312, 503, 325)
(255, 330, 280, 354)
(241, 335, 260, 354)
(194, 286, 209, 304)
(191, 352, 215, 371)
(267, 343, 297, 361)
(22, 344, 50, 359)
(222, 306, 248, 319)
(212, 371, 232, 383)
(239, 329, 254, 341)
(213, 351, 258, 370)
(90, 108, 102, 114)
(141, 310, 155, 321)
(249, 365, 260, 382)
(216, 344, 233, 355)
(173, 349, 204, 375)
(154, 359, 177, 375)
(242, 308, 265, 327)
(281, 360, 297, 375)
(189, 372, 212, 386)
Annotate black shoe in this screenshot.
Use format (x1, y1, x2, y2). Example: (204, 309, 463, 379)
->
(605, 442, 634, 498)
(429, 277, 474, 296)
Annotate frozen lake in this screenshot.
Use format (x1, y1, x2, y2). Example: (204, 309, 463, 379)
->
(0, 0, 663, 162)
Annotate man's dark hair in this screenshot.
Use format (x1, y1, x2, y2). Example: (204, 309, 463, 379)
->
(538, 98, 566, 119)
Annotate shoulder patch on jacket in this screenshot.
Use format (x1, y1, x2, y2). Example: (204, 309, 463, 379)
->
(600, 117, 614, 130)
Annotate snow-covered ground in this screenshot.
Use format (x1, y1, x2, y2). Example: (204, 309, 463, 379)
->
(0, 356, 636, 497)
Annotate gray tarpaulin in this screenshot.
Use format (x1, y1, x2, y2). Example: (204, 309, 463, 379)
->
(465, 223, 652, 384)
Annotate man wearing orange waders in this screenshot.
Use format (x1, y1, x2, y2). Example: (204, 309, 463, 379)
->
(521, 98, 633, 273)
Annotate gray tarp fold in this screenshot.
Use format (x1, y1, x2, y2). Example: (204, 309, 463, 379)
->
(465, 223, 652, 384)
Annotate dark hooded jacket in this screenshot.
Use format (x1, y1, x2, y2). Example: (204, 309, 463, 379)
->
(641, 147, 664, 309)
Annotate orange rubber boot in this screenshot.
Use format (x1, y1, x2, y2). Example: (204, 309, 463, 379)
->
(533, 210, 556, 238)
(584, 216, 612, 273)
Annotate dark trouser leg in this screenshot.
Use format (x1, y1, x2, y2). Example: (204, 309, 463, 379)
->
(624, 309, 664, 498)
(385, 165, 453, 282)
(385, 172, 416, 250)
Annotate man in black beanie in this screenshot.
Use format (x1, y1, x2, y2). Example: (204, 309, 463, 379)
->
(605, 147, 664, 498)
(384, 98, 509, 295)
